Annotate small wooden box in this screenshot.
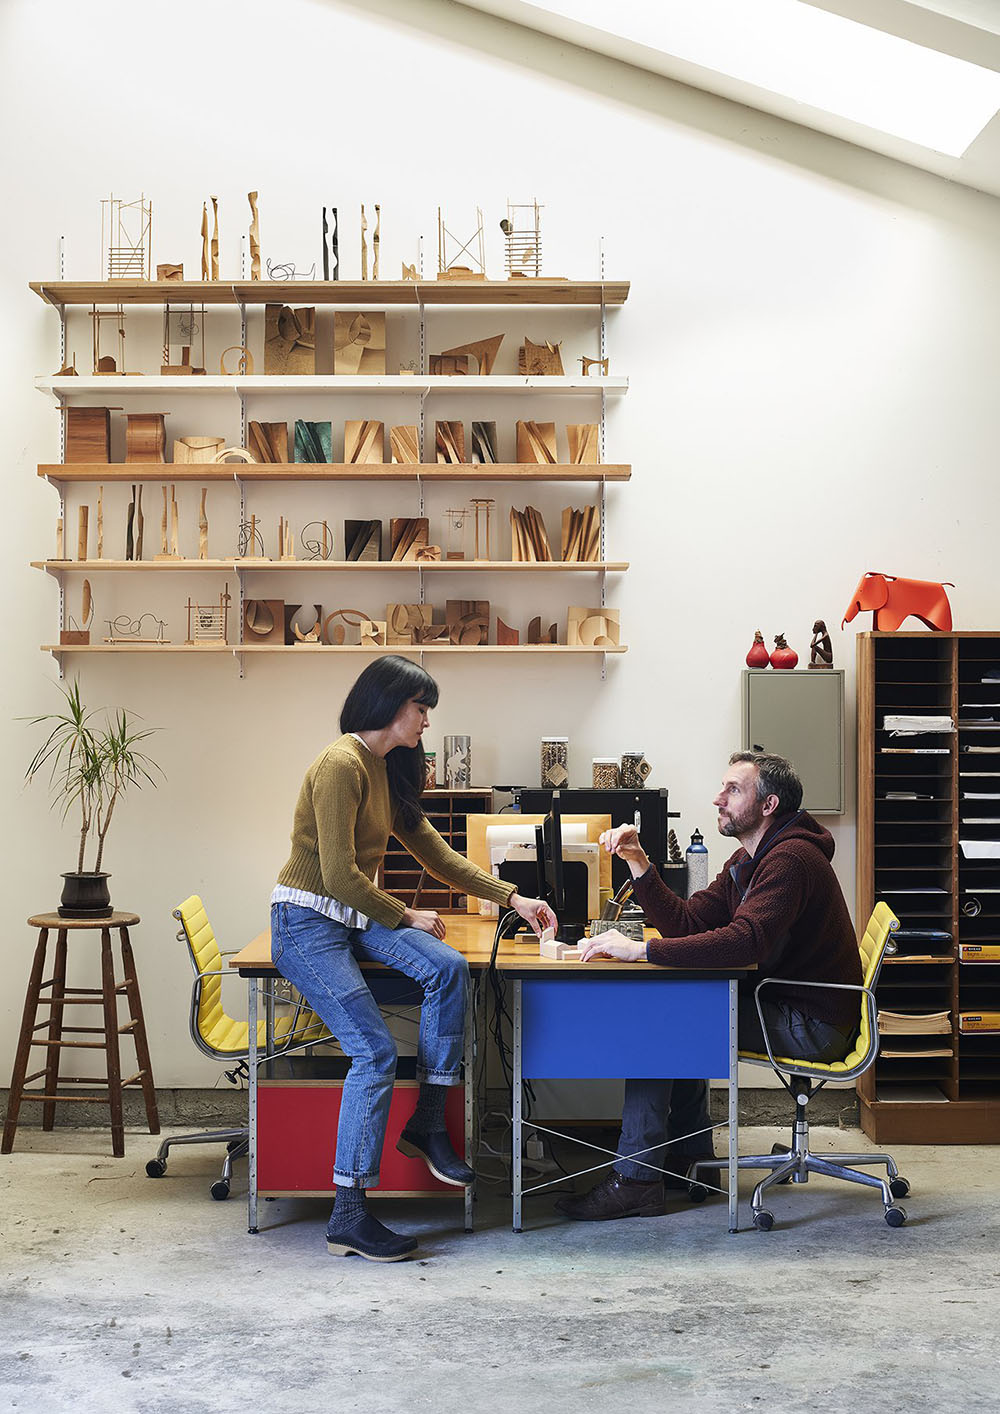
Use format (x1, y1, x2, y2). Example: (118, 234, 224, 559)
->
(66, 407, 111, 463)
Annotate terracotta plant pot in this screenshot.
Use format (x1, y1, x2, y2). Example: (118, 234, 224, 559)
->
(58, 872, 112, 919)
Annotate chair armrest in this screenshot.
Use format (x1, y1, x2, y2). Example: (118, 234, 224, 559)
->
(751, 975, 878, 1074)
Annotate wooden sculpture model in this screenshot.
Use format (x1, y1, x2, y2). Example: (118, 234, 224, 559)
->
(842, 572, 954, 632)
(809, 620, 833, 668)
(248, 192, 261, 280)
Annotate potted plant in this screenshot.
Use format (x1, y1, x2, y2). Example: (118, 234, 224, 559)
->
(25, 679, 162, 918)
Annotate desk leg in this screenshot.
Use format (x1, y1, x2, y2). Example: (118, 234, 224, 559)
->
(512, 979, 522, 1233)
(464, 999, 474, 1233)
(248, 976, 259, 1235)
(728, 978, 739, 1234)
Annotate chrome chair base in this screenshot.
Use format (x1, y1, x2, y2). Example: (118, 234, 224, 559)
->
(145, 1126, 249, 1200)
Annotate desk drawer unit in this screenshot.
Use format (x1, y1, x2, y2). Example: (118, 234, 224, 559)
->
(257, 1079, 464, 1197)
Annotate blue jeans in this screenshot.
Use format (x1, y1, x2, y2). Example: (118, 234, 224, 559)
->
(269, 903, 469, 1188)
(615, 996, 855, 1180)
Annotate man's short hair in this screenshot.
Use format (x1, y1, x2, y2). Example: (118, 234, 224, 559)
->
(729, 751, 803, 815)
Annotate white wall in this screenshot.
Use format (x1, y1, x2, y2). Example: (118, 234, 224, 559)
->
(2, 0, 999, 1084)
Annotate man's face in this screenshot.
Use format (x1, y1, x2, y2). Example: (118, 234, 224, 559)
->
(713, 762, 766, 838)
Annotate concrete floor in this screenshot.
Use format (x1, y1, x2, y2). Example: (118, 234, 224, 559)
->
(1, 1125, 998, 1414)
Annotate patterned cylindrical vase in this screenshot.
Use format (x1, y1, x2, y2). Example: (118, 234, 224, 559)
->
(443, 735, 471, 789)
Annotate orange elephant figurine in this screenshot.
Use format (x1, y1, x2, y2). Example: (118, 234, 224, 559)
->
(842, 571, 954, 632)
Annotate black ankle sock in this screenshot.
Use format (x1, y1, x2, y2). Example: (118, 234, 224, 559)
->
(406, 1082, 448, 1135)
(330, 1184, 366, 1227)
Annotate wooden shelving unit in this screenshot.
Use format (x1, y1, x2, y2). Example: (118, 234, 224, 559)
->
(42, 643, 628, 657)
(34, 559, 629, 575)
(40, 463, 631, 484)
(857, 630, 1000, 1143)
(30, 279, 630, 309)
(378, 789, 494, 913)
(35, 374, 628, 398)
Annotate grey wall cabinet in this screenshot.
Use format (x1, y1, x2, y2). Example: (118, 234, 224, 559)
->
(741, 669, 845, 814)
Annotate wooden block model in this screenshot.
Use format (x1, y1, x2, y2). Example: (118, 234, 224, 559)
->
(429, 354, 469, 376)
(284, 603, 323, 645)
(345, 520, 382, 562)
(566, 606, 620, 647)
(516, 420, 558, 463)
(527, 616, 558, 644)
(390, 425, 420, 464)
(518, 337, 564, 376)
(471, 422, 497, 464)
(294, 421, 333, 463)
(390, 518, 429, 562)
(333, 311, 386, 375)
(264, 304, 316, 376)
(244, 599, 286, 645)
(567, 423, 600, 465)
(66, 407, 112, 463)
(437, 334, 504, 376)
(386, 603, 433, 643)
(156, 263, 183, 281)
(415, 544, 442, 563)
(125, 413, 167, 463)
(173, 436, 225, 464)
(360, 620, 388, 647)
(509, 505, 553, 562)
(77, 506, 89, 561)
(248, 421, 289, 463)
(447, 599, 489, 646)
(435, 421, 465, 464)
(344, 420, 384, 464)
(496, 617, 519, 645)
(560, 505, 601, 562)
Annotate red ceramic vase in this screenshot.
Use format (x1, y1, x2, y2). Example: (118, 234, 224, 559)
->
(769, 635, 798, 670)
(746, 633, 769, 668)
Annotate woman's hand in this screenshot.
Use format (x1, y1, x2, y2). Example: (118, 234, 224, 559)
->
(402, 907, 447, 939)
(598, 824, 651, 878)
(509, 892, 558, 937)
(579, 928, 647, 964)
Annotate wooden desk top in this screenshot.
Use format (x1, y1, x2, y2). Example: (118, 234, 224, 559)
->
(230, 917, 751, 978)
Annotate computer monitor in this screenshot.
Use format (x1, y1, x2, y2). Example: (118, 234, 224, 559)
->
(515, 787, 676, 895)
(537, 792, 588, 944)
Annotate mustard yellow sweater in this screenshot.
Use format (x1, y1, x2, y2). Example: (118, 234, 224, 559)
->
(276, 735, 514, 927)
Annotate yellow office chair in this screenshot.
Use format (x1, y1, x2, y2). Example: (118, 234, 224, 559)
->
(145, 895, 329, 1200)
(690, 902, 910, 1230)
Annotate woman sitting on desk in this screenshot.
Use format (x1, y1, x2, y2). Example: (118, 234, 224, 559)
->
(271, 655, 555, 1263)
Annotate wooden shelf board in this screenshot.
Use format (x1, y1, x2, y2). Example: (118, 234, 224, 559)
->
(42, 643, 233, 653)
(40, 462, 632, 484)
(35, 559, 627, 574)
(35, 375, 628, 396)
(29, 279, 630, 308)
(43, 643, 628, 656)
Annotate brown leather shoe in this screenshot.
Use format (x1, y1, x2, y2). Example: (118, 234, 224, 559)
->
(555, 1171, 666, 1221)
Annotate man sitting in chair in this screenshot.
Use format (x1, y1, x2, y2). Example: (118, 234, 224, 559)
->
(557, 751, 861, 1222)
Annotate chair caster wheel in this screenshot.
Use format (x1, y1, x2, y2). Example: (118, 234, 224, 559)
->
(753, 1209, 775, 1231)
(687, 1183, 709, 1204)
(210, 1180, 231, 1201)
(889, 1177, 910, 1199)
(145, 1159, 166, 1178)
(884, 1204, 907, 1228)
(771, 1143, 794, 1184)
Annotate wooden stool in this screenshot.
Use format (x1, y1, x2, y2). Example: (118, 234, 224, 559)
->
(2, 912, 159, 1157)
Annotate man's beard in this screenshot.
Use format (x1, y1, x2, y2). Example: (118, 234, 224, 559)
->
(718, 802, 765, 838)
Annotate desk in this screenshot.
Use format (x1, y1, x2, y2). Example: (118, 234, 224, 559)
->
(230, 919, 749, 1234)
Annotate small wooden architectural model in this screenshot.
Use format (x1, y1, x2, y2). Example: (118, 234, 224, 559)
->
(501, 199, 543, 279)
(519, 338, 563, 376)
(162, 304, 206, 374)
(186, 586, 231, 645)
(248, 192, 261, 280)
(510, 506, 553, 561)
(437, 206, 486, 279)
(567, 606, 620, 647)
(265, 304, 316, 375)
(345, 520, 382, 562)
(579, 356, 609, 377)
(294, 420, 333, 463)
(244, 599, 285, 645)
(286, 604, 323, 644)
(61, 579, 93, 647)
(102, 194, 152, 280)
(66, 407, 112, 463)
(248, 421, 288, 462)
(322, 608, 370, 646)
(471, 498, 494, 560)
(567, 424, 600, 465)
(126, 413, 167, 463)
(390, 425, 420, 464)
(447, 600, 489, 646)
(436, 421, 465, 464)
(516, 420, 557, 464)
(334, 312, 386, 375)
(344, 420, 384, 464)
(435, 335, 504, 376)
(471, 421, 497, 464)
(300, 522, 333, 560)
(386, 603, 434, 644)
(561, 505, 600, 562)
(390, 518, 429, 562)
(220, 345, 254, 375)
(174, 436, 225, 464)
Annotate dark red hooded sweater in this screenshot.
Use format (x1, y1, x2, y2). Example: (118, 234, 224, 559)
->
(634, 811, 861, 1028)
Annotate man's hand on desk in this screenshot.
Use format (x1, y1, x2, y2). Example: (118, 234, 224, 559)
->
(599, 824, 651, 879)
(579, 928, 648, 964)
(402, 907, 447, 939)
(509, 892, 559, 936)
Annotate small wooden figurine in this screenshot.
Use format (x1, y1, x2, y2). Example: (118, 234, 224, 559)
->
(809, 620, 834, 669)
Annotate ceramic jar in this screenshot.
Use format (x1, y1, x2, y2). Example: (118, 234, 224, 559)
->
(592, 758, 620, 789)
(541, 737, 569, 788)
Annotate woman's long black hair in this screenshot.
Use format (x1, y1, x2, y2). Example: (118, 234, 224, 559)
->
(339, 655, 439, 829)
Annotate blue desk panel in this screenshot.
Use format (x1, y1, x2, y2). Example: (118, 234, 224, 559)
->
(521, 977, 731, 1079)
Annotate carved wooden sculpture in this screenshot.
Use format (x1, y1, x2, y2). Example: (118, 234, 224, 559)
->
(125, 489, 135, 561)
(334, 312, 385, 375)
(66, 406, 112, 463)
(55, 517, 65, 560)
(322, 607, 371, 646)
(322, 206, 339, 280)
(415, 544, 442, 563)
(244, 599, 285, 645)
(285, 603, 323, 645)
(567, 423, 600, 465)
(199, 489, 209, 559)
(386, 603, 433, 644)
(579, 356, 609, 377)
(471, 422, 497, 464)
(401, 262, 418, 282)
(519, 338, 563, 376)
(527, 616, 558, 644)
(516, 420, 557, 464)
(429, 354, 469, 376)
(842, 572, 954, 633)
(373, 204, 380, 281)
(126, 413, 167, 463)
(210, 196, 220, 280)
(344, 420, 384, 464)
(561, 506, 600, 562)
(360, 205, 368, 281)
(174, 436, 225, 464)
(361, 619, 387, 647)
(77, 506, 88, 561)
(154, 485, 181, 560)
(96, 486, 104, 560)
(157, 263, 184, 281)
(220, 345, 254, 375)
(265, 305, 316, 375)
(437, 334, 504, 376)
(496, 617, 519, 645)
(200, 203, 209, 280)
(809, 619, 834, 669)
(212, 448, 257, 464)
(247, 191, 261, 280)
(345, 520, 382, 562)
(135, 485, 144, 560)
(294, 421, 333, 463)
(447, 600, 489, 646)
(390, 425, 420, 464)
(567, 606, 620, 647)
(510, 506, 553, 562)
(390, 518, 429, 562)
(248, 421, 288, 462)
(61, 579, 93, 646)
(436, 421, 465, 464)
(277, 516, 295, 560)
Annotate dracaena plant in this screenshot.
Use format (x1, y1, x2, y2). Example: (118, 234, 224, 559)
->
(25, 679, 162, 873)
